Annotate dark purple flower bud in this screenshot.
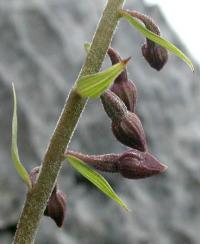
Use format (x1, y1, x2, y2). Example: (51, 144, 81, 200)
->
(117, 149, 167, 179)
(112, 111, 147, 152)
(141, 42, 168, 71)
(101, 91, 147, 151)
(101, 90, 127, 122)
(44, 186, 67, 228)
(126, 10, 168, 70)
(110, 79, 137, 113)
(29, 167, 67, 228)
(107, 47, 137, 112)
(65, 149, 167, 180)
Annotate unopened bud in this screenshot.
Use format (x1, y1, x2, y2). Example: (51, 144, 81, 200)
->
(107, 47, 137, 112)
(117, 149, 167, 179)
(112, 111, 147, 152)
(29, 167, 67, 228)
(126, 10, 168, 70)
(111, 80, 137, 113)
(65, 149, 167, 180)
(101, 90, 127, 122)
(101, 91, 147, 151)
(141, 42, 168, 71)
(44, 186, 67, 228)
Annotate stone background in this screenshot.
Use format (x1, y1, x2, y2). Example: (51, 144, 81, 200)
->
(0, 0, 200, 243)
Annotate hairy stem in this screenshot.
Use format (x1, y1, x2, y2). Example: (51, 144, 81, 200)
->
(13, 0, 125, 243)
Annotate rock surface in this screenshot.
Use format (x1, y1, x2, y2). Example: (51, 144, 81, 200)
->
(0, 0, 200, 243)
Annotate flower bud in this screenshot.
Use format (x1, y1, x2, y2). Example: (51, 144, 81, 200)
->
(29, 167, 67, 228)
(126, 10, 168, 70)
(112, 111, 147, 152)
(101, 90, 127, 122)
(111, 80, 137, 113)
(101, 91, 147, 151)
(44, 186, 67, 228)
(107, 47, 137, 112)
(117, 149, 167, 179)
(65, 149, 167, 180)
(141, 42, 168, 71)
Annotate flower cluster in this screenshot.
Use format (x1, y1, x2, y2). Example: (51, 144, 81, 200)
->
(36, 11, 168, 227)
(66, 43, 168, 179)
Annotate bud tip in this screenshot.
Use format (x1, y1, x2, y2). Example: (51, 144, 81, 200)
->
(160, 162, 168, 172)
(122, 56, 131, 66)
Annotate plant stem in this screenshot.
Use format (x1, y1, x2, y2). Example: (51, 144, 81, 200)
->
(13, 0, 125, 243)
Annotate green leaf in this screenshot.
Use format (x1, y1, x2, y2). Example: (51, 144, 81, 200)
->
(67, 155, 129, 211)
(121, 10, 194, 72)
(11, 83, 32, 189)
(76, 58, 130, 98)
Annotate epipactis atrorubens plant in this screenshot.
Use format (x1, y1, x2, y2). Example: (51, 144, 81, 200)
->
(11, 2, 194, 242)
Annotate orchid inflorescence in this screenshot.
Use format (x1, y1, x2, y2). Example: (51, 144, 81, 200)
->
(66, 43, 168, 180)
(25, 9, 169, 228)
(66, 9, 170, 177)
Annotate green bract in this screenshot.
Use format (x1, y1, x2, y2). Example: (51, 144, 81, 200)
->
(84, 43, 90, 53)
(11, 83, 31, 189)
(120, 10, 194, 71)
(76, 59, 129, 98)
(67, 155, 129, 211)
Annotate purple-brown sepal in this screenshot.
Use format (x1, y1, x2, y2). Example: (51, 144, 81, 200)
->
(118, 149, 167, 179)
(112, 111, 147, 152)
(142, 42, 168, 71)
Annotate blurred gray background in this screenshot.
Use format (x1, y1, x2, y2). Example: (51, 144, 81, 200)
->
(0, 0, 200, 243)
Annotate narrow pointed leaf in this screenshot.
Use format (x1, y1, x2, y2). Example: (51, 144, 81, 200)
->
(76, 59, 130, 98)
(66, 155, 129, 211)
(11, 83, 31, 189)
(121, 10, 194, 71)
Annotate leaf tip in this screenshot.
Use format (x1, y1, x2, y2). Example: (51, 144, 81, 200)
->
(185, 57, 194, 72)
(122, 56, 131, 66)
(122, 204, 130, 212)
(12, 82, 16, 98)
(191, 63, 195, 72)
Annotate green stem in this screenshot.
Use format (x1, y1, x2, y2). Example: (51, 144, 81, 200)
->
(13, 0, 125, 243)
